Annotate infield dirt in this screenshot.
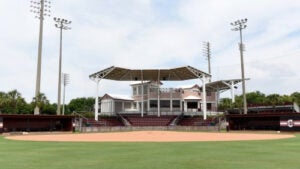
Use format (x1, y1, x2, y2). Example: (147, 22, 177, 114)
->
(5, 131, 295, 142)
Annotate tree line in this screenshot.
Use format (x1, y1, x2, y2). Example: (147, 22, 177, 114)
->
(218, 91, 300, 111)
(0, 89, 95, 115)
(1, 89, 300, 115)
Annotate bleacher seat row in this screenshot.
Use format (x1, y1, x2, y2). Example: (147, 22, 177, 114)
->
(82, 115, 219, 127)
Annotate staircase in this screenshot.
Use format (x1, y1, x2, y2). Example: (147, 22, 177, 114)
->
(169, 113, 184, 126)
(73, 112, 105, 127)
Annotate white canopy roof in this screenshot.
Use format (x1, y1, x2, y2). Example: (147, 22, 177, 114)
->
(89, 65, 210, 81)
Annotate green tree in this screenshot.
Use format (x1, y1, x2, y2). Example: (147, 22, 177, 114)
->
(0, 92, 8, 113)
(6, 90, 26, 114)
(281, 95, 292, 104)
(68, 97, 95, 114)
(218, 98, 233, 111)
(19, 104, 34, 114)
(233, 95, 243, 114)
(266, 94, 283, 106)
(32, 93, 51, 114)
(291, 92, 300, 105)
(0, 90, 27, 114)
(43, 104, 57, 115)
(246, 91, 266, 105)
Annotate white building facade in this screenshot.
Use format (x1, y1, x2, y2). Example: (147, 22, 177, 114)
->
(100, 81, 218, 116)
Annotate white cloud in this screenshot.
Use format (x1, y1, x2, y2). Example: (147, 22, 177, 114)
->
(0, 0, 299, 104)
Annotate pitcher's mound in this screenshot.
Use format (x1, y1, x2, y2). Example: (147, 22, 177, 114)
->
(5, 131, 294, 142)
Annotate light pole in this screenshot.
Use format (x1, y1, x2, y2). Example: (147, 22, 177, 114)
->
(231, 18, 248, 114)
(54, 17, 71, 115)
(62, 73, 70, 115)
(203, 42, 211, 82)
(30, 0, 51, 115)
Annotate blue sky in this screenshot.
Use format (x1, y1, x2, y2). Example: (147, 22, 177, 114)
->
(0, 0, 300, 103)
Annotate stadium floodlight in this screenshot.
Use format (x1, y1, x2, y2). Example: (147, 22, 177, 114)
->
(230, 18, 248, 114)
(54, 17, 71, 115)
(202, 42, 211, 82)
(30, 0, 51, 115)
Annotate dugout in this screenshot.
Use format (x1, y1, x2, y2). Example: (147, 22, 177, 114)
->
(0, 114, 74, 133)
(226, 113, 300, 131)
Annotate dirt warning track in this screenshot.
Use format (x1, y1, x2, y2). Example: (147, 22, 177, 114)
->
(5, 131, 295, 142)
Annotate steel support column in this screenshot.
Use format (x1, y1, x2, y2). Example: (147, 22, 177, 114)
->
(201, 74, 207, 120)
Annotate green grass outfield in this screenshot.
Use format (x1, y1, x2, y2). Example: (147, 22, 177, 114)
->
(0, 133, 299, 169)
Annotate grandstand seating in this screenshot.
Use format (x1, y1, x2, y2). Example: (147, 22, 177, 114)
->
(82, 115, 220, 127)
(123, 114, 177, 126)
(246, 102, 295, 114)
(85, 117, 124, 127)
(99, 116, 124, 126)
(177, 116, 218, 126)
(248, 102, 294, 107)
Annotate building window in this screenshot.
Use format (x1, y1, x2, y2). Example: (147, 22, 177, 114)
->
(160, 100, 170, 108)
(172, 100, 180, 108)
(149, 87, 156, 93)
(187, 102, 197, 109)
(143, 85, 148, 94)
(207, 103, 212, 110)
(132, 102, 137, 109)
(150, 100, 157, 108)
(138, 85, 142, 95)
(132, 86, 137, 96)
(207, 91, 212, 96)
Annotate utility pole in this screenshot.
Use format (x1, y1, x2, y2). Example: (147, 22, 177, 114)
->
(231, 18, 248, 114)
(54, 17, 71, 115)
(62, 73, 70, 115)
(30, 0, 51, 115)
(203, 42, 211, 82)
